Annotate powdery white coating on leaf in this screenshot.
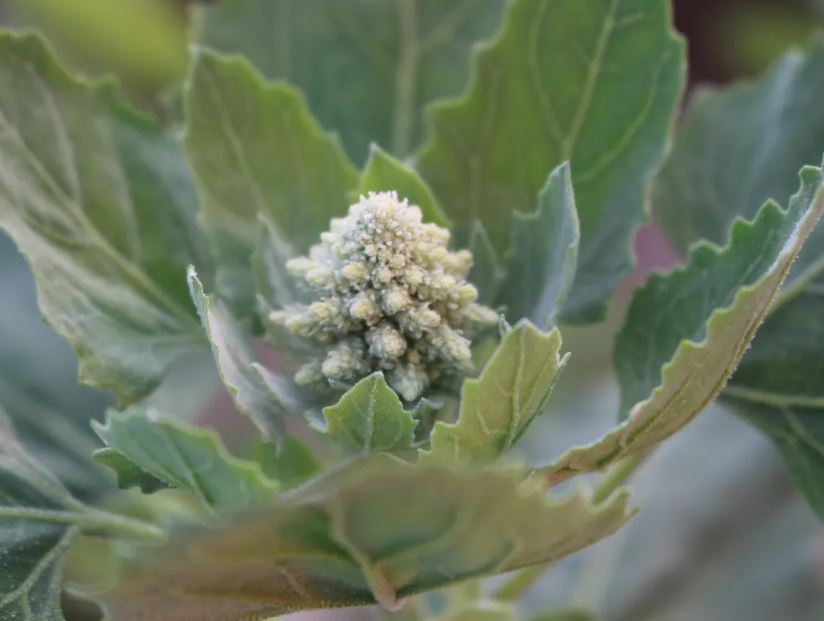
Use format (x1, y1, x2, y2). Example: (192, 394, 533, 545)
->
(272, 191, 498, 401)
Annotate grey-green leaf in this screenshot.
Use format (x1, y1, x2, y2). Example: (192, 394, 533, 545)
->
(0, 31, 206, 405)
(100, 458, 633, 620)
(499, 162, 580, 326)
(0, 411, 81, 621)
(92, 406, 278, 513)
(424, 322, 568, 465)
(196, 0, 507, 161)
(543, 161, 824, 485)
(357, 144, 450, 227)
(726, 400, 824, 521)
(323, 373, 418, 454)
(417, 0, 685, 322)
(653, 37, 824, 262)
(254, 437, 321, 491)
(183, 48, 358, 313)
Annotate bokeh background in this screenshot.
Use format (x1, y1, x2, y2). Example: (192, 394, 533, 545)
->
(0, 0, 822, 619)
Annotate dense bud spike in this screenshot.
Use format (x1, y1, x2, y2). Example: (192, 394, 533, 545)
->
(272, 191, 498, 401)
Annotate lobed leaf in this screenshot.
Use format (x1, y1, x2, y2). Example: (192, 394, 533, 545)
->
(100, 457, 633, 620)
(543, 161, 824, 485)
(93, 406, 278, 514)
(357, 144, 449, 227)
(183, 48, 358, 313)
(196, 0, 507, 161)
(323, 373, 418, 455)
(0, 31, 207, 405)
(499, 162, 580, 327)
(423, 322, 568, 465)
(417, 0, 685, 322)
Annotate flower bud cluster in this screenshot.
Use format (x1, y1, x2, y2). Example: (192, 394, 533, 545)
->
(271, 191, 498, 401)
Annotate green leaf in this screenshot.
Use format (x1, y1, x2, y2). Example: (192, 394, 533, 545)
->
(254, 437, 321, 491)
(542, 161, 824, 485)
(417, 0, 685, 322)
(92, 406, 278, 514)
(436, 601, 517, 621)
(0, 32, 207, 404)
(725, 279, 824, 408)
(726, 400, 824, 521)
(0, 411, 79, 621)
(532, 611, 595, 621)
(183, 48, 358, 312)
(93, 448, 170, 494)
(100, 457, 633, 619)
(187, 267, 304, 441)
(197, 0, 507, 161)
(653, 37, 824, 260)
(499, 162, 580, 327)
(424, 322, 567, 465)
(357, 144, 450, 227)
(323, 373, 418, 455)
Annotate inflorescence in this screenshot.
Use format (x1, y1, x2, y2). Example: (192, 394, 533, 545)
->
(271, 191, 498, 402)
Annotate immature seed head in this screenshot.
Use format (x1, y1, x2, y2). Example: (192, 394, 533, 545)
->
(272, 191, 498, 401)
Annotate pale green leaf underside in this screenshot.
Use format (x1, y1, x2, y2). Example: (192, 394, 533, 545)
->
(0, 32, 205, 405)
(196, 0, 506, 162)
(357, 144, 449, 227)
(101, 458, 633, 620)
(323, 373, 417, 455)
(499, 162, 580, 327)
(423, 322, 567, 466)
(543, 162, 824, 485)
(417, 0, 685, 322)
(183, 48, 358, 313)
(93, 406, 277, 514)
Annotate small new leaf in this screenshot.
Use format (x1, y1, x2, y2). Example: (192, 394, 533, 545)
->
(323, 373, 418, 455)
(544, 160, 824, 485)
(93, 406, 278, 514)
(188, 267, 302, 441)
(357, 144, 450, 227)
(424, 322, 568, 465)
(500, 162, 580, 326)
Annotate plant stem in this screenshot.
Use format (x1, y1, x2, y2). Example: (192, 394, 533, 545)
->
(494, 451, 651, 603)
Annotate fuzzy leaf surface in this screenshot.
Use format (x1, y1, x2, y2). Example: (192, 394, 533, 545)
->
(93, 448, 169, 494)
(417, 0, 685, 322)
(100, 457, 633, 620)
(197, 0, 506, 161)
(544, 162, 824, 484)
(424, 322, 567, 465)
(184, 49, 358, 311)
(93, 406, 277, 513)
(499, 162, 579, 326)
(0, 412, 81, 621)
(357, 144, 449, 226)
(254, 438, 320, 491)
(0, 32, 206, 404)
(323, 373, 418, 455)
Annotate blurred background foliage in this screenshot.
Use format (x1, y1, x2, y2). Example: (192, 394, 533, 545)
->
(0, 0, 822, 620)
